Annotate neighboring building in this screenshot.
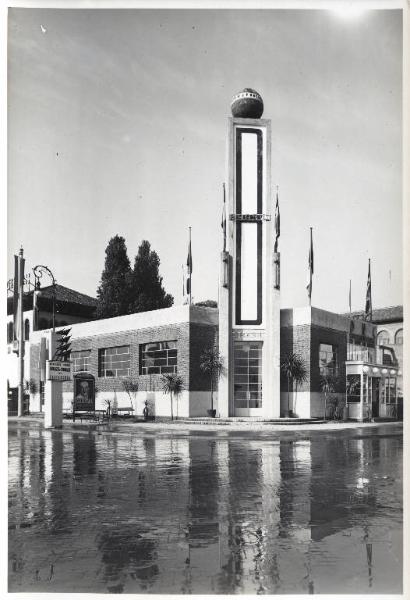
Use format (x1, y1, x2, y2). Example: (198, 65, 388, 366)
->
(280, 306, 401, 420)
(7, 284, 97, 414)
(29, 305, 218, 417)
(347, 306, 403, 405)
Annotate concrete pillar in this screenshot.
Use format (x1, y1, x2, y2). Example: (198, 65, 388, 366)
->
(44, 380, 63, 428)
(44, 330, 63, 428)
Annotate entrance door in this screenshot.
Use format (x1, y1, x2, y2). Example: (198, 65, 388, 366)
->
(233, 341, 262, 416)
(371, 378, 379, 418)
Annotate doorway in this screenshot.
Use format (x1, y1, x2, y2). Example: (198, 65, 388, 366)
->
(371, 378, 379, 418)
(233, 341, 263, 416)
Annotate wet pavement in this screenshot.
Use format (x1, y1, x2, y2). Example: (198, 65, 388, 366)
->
(8, 421, 402, 594)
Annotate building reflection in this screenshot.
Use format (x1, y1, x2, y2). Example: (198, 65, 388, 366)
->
(8, 425, 399, 594)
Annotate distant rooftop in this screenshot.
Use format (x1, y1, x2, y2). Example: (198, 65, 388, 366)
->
(7, 284, 97, 316)
(345, 305, 403, 324)
(36, 284, 97, 308)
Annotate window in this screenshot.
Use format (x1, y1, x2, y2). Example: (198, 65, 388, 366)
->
(98, 346, 130, 378)
(319, 343, 338, 376)
(71, 349, 91, 373)
(346, 374, 361, 403)
(395, 329, 403, 345)
(24, 319, 30, 341)
(377, 330, 390, 346)
(140, 341, 177, 375)
(7, 322, 13, 344)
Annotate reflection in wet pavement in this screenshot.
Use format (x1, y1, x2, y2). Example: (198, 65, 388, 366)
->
(8, 423, 402, 594)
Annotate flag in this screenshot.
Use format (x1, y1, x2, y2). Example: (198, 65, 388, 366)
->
(187, 239, 192, 275)
(365, 259, 372, 322)
(13, 253, 25, 341)
(306, 228, 314, 302)
(349, 279, 352, 314)
(274, 188, 280, 252)
(221, 183, 227, 251)
(186, 229, 192, 300)
(13, 255, 19, 340)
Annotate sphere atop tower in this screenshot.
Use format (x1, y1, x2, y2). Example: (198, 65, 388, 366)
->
(231, 88, 264, 119)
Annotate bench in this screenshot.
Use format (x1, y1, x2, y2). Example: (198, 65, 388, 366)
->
(63, 410, 107, 423)
(111, 407, 135, 418)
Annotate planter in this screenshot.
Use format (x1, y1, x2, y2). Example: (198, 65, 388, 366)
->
(207, 409, 216, 418)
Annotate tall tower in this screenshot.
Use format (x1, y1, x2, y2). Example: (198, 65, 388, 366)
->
(218, 89, 280, 418)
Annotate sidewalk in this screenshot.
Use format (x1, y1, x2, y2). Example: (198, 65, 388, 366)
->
(8, 414, 403, 435)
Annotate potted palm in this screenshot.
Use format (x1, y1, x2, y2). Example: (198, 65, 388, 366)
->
(319, 373, 339, 420)
(292, 360, 308, 417)
(199, 347, 224, 418)
(161, 373, 183, 421)
(280, 352, 307, 417)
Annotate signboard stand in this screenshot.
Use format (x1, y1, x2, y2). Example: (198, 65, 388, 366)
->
(43, 330, 72, 428)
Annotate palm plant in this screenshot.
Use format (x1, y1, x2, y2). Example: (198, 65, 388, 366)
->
(319, 373, 339, 420)
(292, 361, 308, 417)
(280, 352, 308, 417)
(199, 348, 224, 415)
(121, 378, 139, 412)
(161, 373, 183, 421)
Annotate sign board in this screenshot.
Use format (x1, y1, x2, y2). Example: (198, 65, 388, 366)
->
(73, 373, 95, 412)
(229, 213, 271, 222)
(46, 360, 72, 381)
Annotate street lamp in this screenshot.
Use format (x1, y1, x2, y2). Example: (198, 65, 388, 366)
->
(32, 265, 57, 332)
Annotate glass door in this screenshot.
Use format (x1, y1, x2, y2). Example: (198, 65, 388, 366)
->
(233, 341, 262, 414)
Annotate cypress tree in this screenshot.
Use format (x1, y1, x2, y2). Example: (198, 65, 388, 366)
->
(129, 240, 173, 313)
(96, 235, 132, 319)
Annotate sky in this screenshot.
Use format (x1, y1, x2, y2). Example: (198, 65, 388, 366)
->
(7, 7, 403, 313)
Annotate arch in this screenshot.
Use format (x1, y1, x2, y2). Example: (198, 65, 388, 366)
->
(377, 330, 390, 346)
(395, 328, 403, 345)
(24, 318, 30, 341)
(7, 322, 13, 344)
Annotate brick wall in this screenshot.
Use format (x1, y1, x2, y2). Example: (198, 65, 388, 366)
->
(29, 319, 219, 398)
(280, 324, 311, 392)
(189, 322, 218, 392)
(310, 325, 347, 392)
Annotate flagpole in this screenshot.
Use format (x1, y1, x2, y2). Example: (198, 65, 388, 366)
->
(348, 279, 352, 359)
(189, 227, 192, 306)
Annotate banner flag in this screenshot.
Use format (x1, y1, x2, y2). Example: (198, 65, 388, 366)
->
(221, 183, 227, 251)
(13, 255, 19, 340)
(274, 188, 280, 252)
(365, 259, 372, 322)
(306, 227, 314, 302)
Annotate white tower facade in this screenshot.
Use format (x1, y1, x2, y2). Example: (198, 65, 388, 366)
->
(219, 91, 280, 418)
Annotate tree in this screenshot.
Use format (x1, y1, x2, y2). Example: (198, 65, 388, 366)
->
(319, 373, 340, 420)
(121, 378, 139, 412)
(96, 236, 132, 319)
(280, 352, 307, 417)
(128, 240, 173, 313)
(292, 360, 308, 417)
(161, 373, 183, 421)
(199, 348, 224, 415)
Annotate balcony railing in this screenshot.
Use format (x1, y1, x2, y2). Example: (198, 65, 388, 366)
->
(347, 347, 398, 367)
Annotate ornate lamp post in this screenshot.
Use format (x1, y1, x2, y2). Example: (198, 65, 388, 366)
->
(32, 265, 57, 332)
